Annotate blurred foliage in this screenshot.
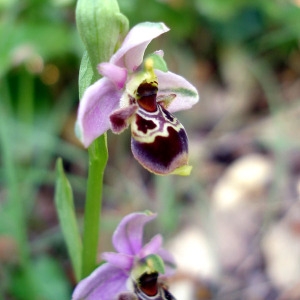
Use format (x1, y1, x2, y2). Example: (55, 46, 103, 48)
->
(120, 0, 300, 62)
(0, 0, 300, 299)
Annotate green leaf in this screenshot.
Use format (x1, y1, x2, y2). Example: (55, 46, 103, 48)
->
(55, 158, 82, 282)
(11, 256, 71, 300)
(33, 256, 71, 300)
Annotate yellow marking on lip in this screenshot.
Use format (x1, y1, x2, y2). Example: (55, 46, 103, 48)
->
(171, 165, 192, 176)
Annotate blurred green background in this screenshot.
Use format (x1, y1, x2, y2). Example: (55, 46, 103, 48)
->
(1, 0, 300, 299)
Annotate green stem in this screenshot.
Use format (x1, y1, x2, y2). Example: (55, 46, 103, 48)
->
(18, 69, 34, 125)
(81, 134, 108, 279)
(0, 84, 39, 299)
(155, 176, 178, 235)
(0, 84, 30, 267)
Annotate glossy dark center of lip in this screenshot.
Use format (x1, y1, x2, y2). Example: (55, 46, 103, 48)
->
(137, 82, 158, 112)
(138, 272, 159, 297)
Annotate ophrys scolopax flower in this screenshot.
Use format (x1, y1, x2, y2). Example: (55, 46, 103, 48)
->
(76, 22, 199, 175)
(72, 211, 176, 300)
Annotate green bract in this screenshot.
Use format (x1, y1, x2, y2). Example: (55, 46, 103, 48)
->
(76, 0, 129, 92)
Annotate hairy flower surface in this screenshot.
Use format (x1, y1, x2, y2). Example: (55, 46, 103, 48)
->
(76, 22, 199, 175)
(72, 212, 175, 300)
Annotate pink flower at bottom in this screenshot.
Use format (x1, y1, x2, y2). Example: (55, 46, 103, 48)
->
(72, 212, 175, 300)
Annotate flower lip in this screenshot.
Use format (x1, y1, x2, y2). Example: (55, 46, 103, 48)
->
(136, 81, 158, 112)
(137, 272, 159, 296)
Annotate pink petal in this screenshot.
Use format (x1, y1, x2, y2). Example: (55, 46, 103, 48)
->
(101, 252, 134, 271)
(112, 212, 157, 255)
(138, 234, 163, 259)
(98, 62, 127, 89)
(110, 22, 169, 71)
(72, 263, 128, 300)
(76, 78, 122, 147)
(156, 248, 176, 276)
(155, 70, 199, 113)
(110, 104, 138, 134)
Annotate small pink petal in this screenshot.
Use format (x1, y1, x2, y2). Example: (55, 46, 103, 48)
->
(98, 62, 127, 89)
(110, 22, 169, 71)
(110, 104, 138, 134)
(139, 234, 163, 259)
(155, 70, 199, 113)
(156, 248, 176, 275)
(112, 212, 157, 255)
(76, 78, 122, 147)
(72, 263, 128, 300)
(101, 252, 134, 271)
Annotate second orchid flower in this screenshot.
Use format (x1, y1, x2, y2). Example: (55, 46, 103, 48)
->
(76, 22, 199, 175)
(72, 211, 176, 300)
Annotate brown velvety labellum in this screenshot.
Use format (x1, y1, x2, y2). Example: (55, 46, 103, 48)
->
(131, 126, 188, 175)
(134, 272, 177, 300)
(138, 272, 159, 296)
(137, 82, 158, 112)
(135, 114, 157, 134)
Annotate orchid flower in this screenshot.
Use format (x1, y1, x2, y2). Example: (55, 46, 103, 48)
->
(72, 212, 176, 300)
(76, 22, 199, 175)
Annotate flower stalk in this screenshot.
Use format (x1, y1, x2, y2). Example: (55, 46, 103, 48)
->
(81, 135, 108, 278)
(76, 0, 128, 279)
